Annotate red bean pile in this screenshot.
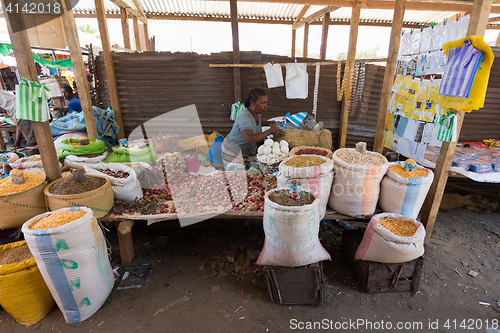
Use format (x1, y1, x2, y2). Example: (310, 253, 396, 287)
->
(97, 169, 130, 179)
(296, 149, 327, 156)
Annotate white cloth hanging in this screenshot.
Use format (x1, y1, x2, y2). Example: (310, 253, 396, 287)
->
(263, 63, 284, 88)
(285, 63, 308, 99)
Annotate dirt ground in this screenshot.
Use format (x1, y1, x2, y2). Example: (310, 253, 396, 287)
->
(1, 207, 500, 333)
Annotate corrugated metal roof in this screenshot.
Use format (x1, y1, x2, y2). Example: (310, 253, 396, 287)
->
(24, 0, 491, 27)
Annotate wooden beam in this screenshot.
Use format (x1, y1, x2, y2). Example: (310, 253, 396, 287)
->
(338, 0, 362, 148)
(61, 0, 99, 142)
(291, 28, 296, 58)
(132, 0, 147, 18)
(143, 23, 150, 51)
(120, 8, 131, 49)
(372, 0, 406, 153)
(116, 219, 135, 265)
(496, 32, 500, 46)
(109, 0, 147, 23)
(420, 0, 492, 243)
(230, 0, 241, 103)
(294, 5, 311, 24)
(95, 0, 125, 140)
(303, 23, 309, 58)
(293, 6, 339, 30)
(320, 12, 330, 60)
(132, 16, 142, 51)
(489, 16, 500, 23)
(1, 0, 61, 183)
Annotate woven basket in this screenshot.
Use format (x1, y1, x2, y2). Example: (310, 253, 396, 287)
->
(288, 146, 333, 159)
(44, 175, 113, 218)
(258, 160, 281, 175)
(0, 177, 48, 230)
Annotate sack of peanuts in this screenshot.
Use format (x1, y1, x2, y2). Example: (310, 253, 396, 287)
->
(22, 207, 114, 323)
(84, 163, 143, 202)
(328, 148, 389, 217)
(355, 213, 425, 263)
(379, 161, 434, 219)
(257, 189, 330, 267)
(277, 155, 334, 219)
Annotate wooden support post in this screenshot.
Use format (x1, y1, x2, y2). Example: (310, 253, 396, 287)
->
(303, 23, 309, 58)
(291, 28, 296, 58)
(1, 0, 61, 182)
(372, 0, 406, 152)
(133, 16, 142, 51)
(496, 33, 500, 47)
(143, 23, 150, 51)
(95, 0, 125, 139)
(116, 219, 135, 265)
(420, 0, 491, 243)
(230, 0, 241, 102)
(319, 12, 330, 60)
(338, 1, 361, 148)
(120, 8, 131, 49)
(60, 0, 99, 141)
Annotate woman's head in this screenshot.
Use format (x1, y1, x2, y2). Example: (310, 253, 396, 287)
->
(245, 88, 267, 114)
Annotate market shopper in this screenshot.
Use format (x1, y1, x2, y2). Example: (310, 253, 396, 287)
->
(222, 88, 284, 166)
(0, 89, 37, 148)
(62, 85, 82, 114)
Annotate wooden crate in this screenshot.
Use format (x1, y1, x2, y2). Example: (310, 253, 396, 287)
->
(341, 229, 424, 293)
(264, 263, 325, 305)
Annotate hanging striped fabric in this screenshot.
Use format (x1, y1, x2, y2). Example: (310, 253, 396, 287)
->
(285, 112, 308, 127)
(15, 78, 50, 122)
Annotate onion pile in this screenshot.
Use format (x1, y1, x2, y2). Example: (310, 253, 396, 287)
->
(157, 152, 187, 173)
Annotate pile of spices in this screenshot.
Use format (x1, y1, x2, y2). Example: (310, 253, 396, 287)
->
(29, 210, 87, 230)
(268, 189, 315, 206)
(48, 176, 106, 195)
(96, 169, 130, 179)
(336, 150, 386, 165)
(285, 156, 325, 168)
(0, 172, 45, 195)
(0, 243, 33, 265)
(389, 164, 429, 178)
(296, 148, 328, 156)
(379, 216, 417, 237)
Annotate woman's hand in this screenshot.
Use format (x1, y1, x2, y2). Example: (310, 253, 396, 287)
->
(269, 126, 285, 136)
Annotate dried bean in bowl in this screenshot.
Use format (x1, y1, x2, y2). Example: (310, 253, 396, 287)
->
(97, 169, 130, 179)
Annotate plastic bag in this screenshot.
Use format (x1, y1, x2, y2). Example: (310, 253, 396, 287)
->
(409, 30, 421, 54)
(285, 63, 308, 99)
(208, 135, 224, 164)
(0, 241, 54, 326)
(263, 62, 284, 88)
(152, 132, 178, 154)
(399, 32, 411, 56)
(420, 28, 433, 53)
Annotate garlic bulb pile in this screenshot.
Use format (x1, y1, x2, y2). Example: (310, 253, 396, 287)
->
(257, 139, 289, 164)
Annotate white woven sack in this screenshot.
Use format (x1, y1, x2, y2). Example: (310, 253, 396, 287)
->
(278, 155, 333, 178)
(355, 213, 425, 263)
(328, 149, 388, 217)
(257, 189, 330, 267)
(64, 151, 108, 168)
(379, 162, 434, 219)
(84, 163, 143, 202)
(277, 171, 333, 219)
(10, 155, 62, 170)
(22, 207, 114, 323)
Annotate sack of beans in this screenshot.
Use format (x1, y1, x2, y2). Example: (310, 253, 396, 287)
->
(328, 147, 388, 218)
(84, 163, 143, 202)
(355, 213, 425, 263)
(257, 189, 330, 267)
(64, 151, 108, 168)
(277, 155, 334, 219)
(0, 241, 54, 325)
(379, 161, 434, 219)
(22, 207, 114, 323)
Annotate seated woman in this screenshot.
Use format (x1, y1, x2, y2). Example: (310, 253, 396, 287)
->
(222, 88, 284, 166)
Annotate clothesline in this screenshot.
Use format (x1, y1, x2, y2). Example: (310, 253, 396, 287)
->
(209, 58, 387, 68)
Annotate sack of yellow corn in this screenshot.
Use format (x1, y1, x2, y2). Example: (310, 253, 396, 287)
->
(0, 241, 54, 326)
(355, 213, 425, 263)
(22, 207, 114, 323)
(379, 161, 434, 219)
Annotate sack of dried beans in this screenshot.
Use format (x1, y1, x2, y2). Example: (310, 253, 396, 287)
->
(379, 161, 434, 219)
(328, 148, 388, 218)
(355, 213, 425, 263)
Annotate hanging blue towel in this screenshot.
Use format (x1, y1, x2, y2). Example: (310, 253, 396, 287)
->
(285, 112, 309, 127)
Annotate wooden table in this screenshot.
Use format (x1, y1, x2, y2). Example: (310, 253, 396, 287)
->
(107, 208, 367, 265)
(0, 125, 16, 151)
